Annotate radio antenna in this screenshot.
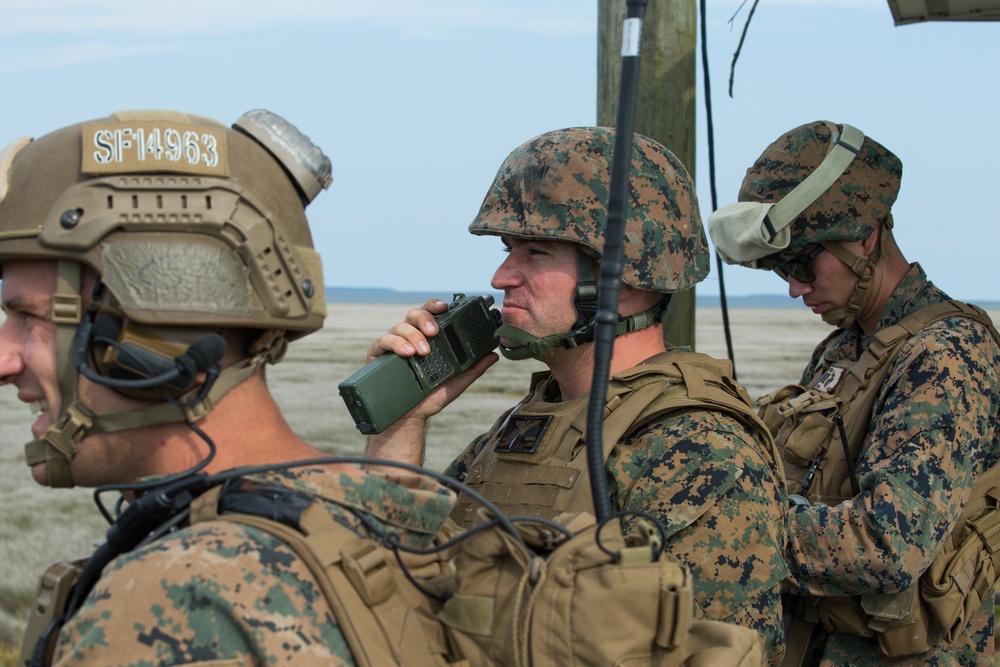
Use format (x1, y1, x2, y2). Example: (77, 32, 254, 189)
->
(586, 0, 647, 525)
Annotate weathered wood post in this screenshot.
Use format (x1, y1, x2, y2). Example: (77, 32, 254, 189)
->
(598, 0, 698, 348)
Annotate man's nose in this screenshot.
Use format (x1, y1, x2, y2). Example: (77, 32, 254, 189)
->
(0, 329, 25, 386)
(491, 256, 521, 290)
(787, 276, 811, 299)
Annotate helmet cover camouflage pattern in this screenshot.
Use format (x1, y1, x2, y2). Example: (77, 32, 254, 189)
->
(469, 127, 709, 293)
(738, 121, 902, 266)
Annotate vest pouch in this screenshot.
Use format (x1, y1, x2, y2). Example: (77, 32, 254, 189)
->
(921, 499, 1000, 643)
(436, 511, 530, 665)
(809, 596, 873, 637)
(439, 511, 762, 667)
(757, 384, 806, 436)
(766, 389, 843, 468)
(663, 620, 763, 667)
(795, 591, 930, 657)
(861, 587, 931, 656)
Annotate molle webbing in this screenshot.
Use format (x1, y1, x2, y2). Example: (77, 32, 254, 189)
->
(772, 300, 998, 504)
(452, 352, 774, 528)
(190, 486, 461, 667)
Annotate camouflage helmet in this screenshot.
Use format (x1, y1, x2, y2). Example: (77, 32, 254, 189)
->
(469, 126, 709, 293)
(738, 120, 902, 266)
(0, 109, 331, 340)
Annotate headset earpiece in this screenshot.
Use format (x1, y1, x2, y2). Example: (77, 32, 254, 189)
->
(80, 311, 226, 401)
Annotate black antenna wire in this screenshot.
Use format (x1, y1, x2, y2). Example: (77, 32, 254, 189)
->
(586, 0, 647, 526)
(699, 0, 738, 377)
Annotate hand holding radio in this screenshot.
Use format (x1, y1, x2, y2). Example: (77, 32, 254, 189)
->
(339, 294, 502, 435)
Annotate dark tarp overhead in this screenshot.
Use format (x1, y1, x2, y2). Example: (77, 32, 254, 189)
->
(888, 0, 1000, 24)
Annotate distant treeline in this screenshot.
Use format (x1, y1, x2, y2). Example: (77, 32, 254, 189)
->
(325, 287, 1000, 310)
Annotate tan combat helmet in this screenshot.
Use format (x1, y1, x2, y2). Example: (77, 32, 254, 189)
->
(0, 109, 332, 486)
(470, 126, 709, 359)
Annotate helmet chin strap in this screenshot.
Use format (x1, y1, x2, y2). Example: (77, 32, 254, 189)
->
(23, 261, 276, 488)
(23, 260, 85, 488)
(817, 217, 892, 329)
(497, 247, 670, 361)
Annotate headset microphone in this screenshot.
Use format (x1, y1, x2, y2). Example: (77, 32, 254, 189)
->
(171, 335, 227, 384)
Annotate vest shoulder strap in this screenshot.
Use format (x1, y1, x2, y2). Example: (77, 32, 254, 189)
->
(609, 353, 778, 465)
(189, 484, 457, 667)
(822, 300, 999, 484)
(848, 300, 997, 405)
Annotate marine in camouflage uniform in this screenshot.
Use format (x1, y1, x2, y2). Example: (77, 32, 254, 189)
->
(365, 127, 789, 665)
(0, 110, 457, 666)
(708, 120, 1000, 666)
(54, 468, 454, 665)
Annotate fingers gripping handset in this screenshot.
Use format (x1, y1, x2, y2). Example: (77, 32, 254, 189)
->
(339, 294, 502, 434)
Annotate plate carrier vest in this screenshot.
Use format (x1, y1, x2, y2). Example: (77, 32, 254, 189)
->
(452, 350, 779, 529)
(759, 301, 1000, 661)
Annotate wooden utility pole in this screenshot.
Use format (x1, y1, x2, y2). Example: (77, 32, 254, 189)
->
(597, 0, 698, 348)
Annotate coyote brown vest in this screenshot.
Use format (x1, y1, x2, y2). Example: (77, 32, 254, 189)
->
(23, 479, 765, 667)
(452, 351, 778, 529)
(761, 301, 1000, 661)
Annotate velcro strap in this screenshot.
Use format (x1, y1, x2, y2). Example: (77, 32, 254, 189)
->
(777, 391, 825, 418)
(656, 561, 694, 649)
(24, 439, 48, 467)
(438, 595, 495, 636)
(972, 507, 1000, 572)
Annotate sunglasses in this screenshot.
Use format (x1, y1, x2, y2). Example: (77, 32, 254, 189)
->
(772, 245, 825, 283)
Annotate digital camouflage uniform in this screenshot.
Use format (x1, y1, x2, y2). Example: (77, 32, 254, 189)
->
(445, 126, 789, 665)
(52, 467, 455, 667)
(444, 351, 790, 667)
(785, 264, 1000, 666)
(708, 121, 1000, 665)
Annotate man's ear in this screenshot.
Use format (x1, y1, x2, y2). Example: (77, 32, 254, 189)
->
(618, 284, 662, 316)
(860, 227, 880, 258)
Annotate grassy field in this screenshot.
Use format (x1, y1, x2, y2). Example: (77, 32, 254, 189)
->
(1, 302, 996, 662)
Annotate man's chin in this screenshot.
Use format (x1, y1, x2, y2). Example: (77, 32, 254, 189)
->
(30, 461, 50, 486)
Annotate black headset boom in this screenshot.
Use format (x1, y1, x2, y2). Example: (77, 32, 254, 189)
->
(74, 309, 226, 393)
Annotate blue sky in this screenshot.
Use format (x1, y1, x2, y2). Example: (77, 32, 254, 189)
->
(1, 1, 997, 301)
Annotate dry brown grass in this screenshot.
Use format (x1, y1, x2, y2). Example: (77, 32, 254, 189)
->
(0, 642, 18, 667)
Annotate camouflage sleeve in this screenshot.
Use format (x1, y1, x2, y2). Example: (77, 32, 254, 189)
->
(443, 433, 489, 481)
(605, 409, 789, 667)
(53, 521, 354, 667)
(785, 318, 1000, 596)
